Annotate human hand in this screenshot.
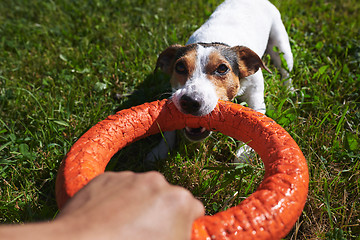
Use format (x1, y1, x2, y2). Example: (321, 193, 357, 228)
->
(56, 171, 204, 240)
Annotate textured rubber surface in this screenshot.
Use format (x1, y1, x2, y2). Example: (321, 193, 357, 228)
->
(55, 99, 309, 240)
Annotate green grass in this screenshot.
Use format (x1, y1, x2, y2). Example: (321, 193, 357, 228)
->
(0, 0, 359, 238)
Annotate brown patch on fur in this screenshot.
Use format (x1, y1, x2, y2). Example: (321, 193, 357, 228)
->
(170, 48, 197, 88)
(205, 50, 240, 101)
(156, 44, 183, 74)
(231, 46, 271, 78)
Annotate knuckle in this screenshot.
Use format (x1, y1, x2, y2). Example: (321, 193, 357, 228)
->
(166, 186, 194, 207)
(141, 171, 168, 189)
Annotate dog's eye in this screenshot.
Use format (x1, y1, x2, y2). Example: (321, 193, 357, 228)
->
(215, 64, 229, 75)
(175, 62, 187, 74)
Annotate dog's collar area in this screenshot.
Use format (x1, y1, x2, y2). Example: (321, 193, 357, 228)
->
(184, 127, 211, 142)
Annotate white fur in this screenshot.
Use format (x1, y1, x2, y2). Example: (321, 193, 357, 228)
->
(146, 0, 293, 164)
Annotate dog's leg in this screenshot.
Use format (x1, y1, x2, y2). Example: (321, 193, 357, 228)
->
(234, 144, 254, 163)
(266, 15, 294, 90)
(145, 130, 176, 167)
(239, 71, 266, 114)
(235, 71, 265, 162)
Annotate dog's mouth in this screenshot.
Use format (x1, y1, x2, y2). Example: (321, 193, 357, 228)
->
(184, 126, 211, 142)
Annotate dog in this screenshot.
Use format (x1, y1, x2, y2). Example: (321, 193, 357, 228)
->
(146, 0, 293, 164)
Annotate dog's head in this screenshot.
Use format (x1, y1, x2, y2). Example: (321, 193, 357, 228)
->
(157, 43, 269, 116)
(156, 43, 269, 141)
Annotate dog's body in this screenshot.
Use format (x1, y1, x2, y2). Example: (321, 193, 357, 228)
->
(146, 0, 293, 163)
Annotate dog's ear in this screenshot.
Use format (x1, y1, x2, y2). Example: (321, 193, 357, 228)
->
(232, 46, 272, 78)
(155, 44, 183, 74)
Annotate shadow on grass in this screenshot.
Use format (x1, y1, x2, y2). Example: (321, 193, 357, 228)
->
(106, 71, 173, 173)
(115, 71, 172, 111)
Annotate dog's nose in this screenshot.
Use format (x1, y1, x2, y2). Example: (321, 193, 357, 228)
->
(179, 95, 201, 115)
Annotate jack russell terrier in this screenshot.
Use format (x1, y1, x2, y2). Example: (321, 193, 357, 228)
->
(146, 0, 293, 164)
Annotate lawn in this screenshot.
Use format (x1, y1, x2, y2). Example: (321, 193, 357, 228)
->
(0, 0, 359, 239)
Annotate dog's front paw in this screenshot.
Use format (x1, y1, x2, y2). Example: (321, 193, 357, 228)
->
(234, 144, 255, 163)
(145, 145, 169, 168)
(144, 131, 177, 169)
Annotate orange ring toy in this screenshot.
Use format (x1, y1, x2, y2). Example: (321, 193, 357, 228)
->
(56, 99, 309, 240)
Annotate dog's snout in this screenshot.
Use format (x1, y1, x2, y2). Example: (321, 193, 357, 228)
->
(179, 95, 201, 115)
